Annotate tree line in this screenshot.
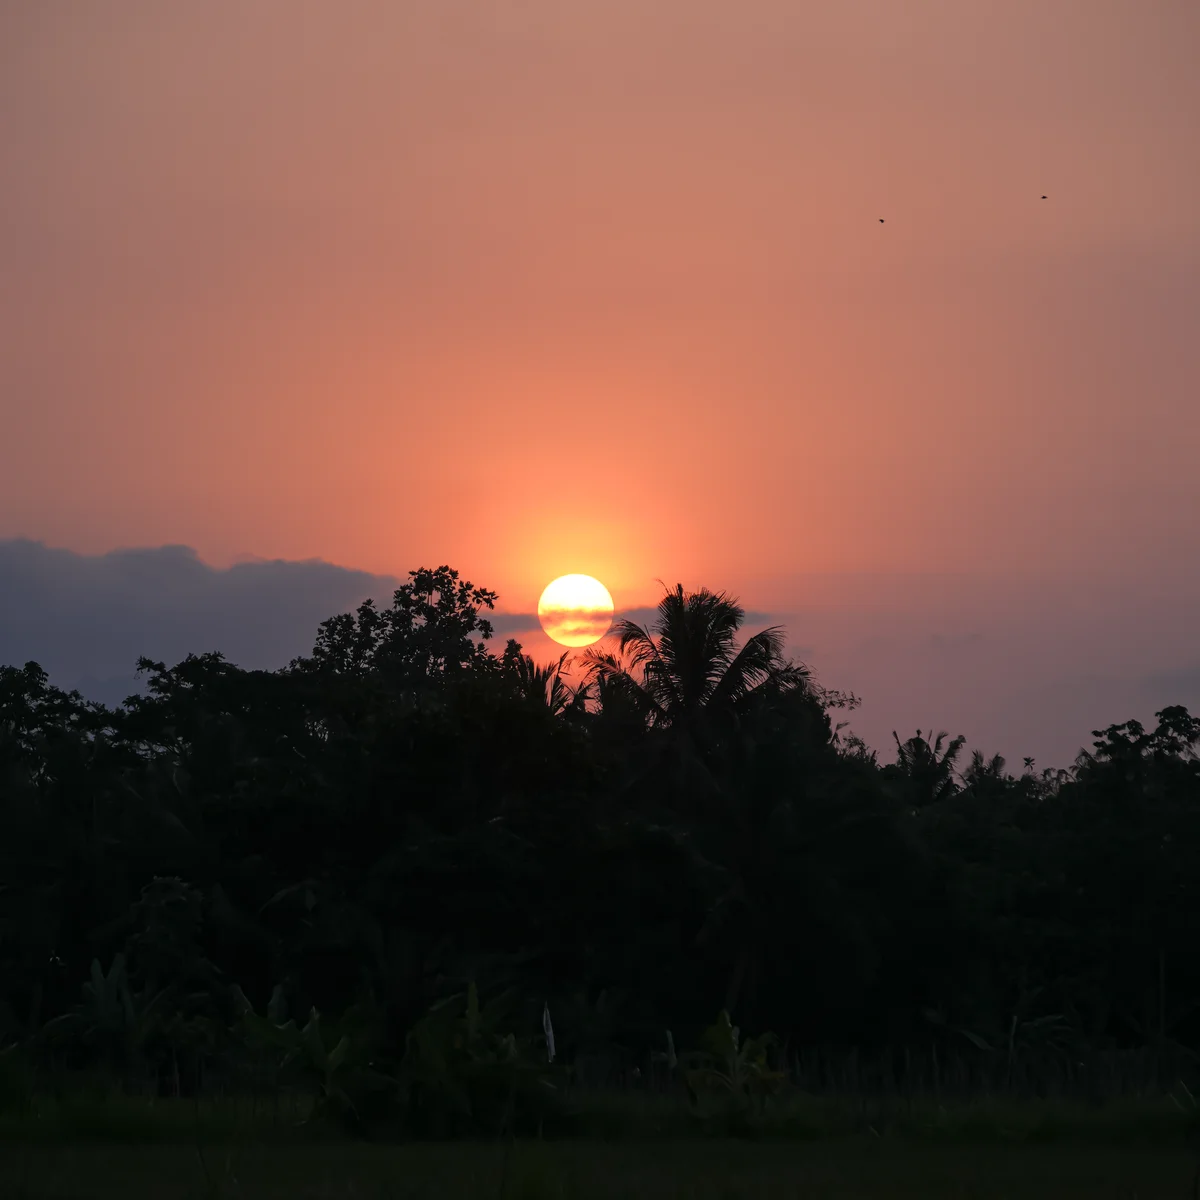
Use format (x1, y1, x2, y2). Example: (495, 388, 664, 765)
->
(2, 565, 1198, 1114)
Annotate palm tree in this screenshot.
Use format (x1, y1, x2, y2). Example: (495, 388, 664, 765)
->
(582, 584, 820, 1023)
(889, 729, 966, 806)
(507, 649, 583, 719)
(963, 749, 1007, 785)
(581, 584, 807, 732)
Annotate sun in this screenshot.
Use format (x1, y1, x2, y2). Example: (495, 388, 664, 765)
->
(538, 575, 614, 648)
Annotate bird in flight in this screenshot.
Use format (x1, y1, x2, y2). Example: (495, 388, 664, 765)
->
(1041, 194, 1047, 199)
(879, 218, 885, 223)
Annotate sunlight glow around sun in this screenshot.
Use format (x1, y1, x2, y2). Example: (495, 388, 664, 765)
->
(537, 575, 614, 647)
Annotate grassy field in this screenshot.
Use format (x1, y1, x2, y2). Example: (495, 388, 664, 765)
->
(2, 1089, 1199, 1197)
(0, 1138, 1196, 1199)
(4, 1087, 1200, 1145)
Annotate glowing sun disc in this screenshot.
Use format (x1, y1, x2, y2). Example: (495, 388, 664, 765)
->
(538, 575, 614, 647)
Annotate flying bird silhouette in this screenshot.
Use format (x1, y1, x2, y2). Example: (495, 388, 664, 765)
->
(879, 218, 885, 223)
(1041, 195, 1047, 199)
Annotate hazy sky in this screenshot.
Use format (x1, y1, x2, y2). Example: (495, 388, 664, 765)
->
(2, 2, 1198, 765)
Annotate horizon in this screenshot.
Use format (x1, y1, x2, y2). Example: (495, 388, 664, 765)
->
(4, 535, 1197, 771)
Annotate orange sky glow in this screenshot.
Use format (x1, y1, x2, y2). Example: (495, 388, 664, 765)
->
(2, 1, 1198, 763)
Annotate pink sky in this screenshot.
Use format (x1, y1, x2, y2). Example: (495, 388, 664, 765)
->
(2, 1, 1198, 763)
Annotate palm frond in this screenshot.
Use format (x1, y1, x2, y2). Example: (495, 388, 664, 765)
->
(708, 626, 790, 708)
(581, 647, 663, 724)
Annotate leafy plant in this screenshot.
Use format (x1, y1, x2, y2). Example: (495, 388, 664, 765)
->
(41, 954, 170, 1081)
(682, 1010, 785, 1115)
(230, 985, 393, 1131)
(0, 1041, 35, 1115)
(399, 982, 563, 1136)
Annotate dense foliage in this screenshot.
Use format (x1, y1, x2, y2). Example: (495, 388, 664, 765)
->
(2, 565, 1199, 1125)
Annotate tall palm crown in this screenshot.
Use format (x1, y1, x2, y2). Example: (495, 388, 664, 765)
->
(506, 646, 581, 718)
(889, 729, 967, 806)
(582, 584, 806, 729)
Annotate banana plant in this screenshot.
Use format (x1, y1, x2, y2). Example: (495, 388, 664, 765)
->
(41, 953, 170, 1077)
(399, 982, 563, 1135)
(230, 984, 393, 1128)
(682, 1009, 785, 1113)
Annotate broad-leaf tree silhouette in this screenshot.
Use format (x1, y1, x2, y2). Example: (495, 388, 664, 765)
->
(293, 565, 499, 685)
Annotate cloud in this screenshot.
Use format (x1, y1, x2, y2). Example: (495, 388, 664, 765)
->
(488, 612, 542, 636)
(490, 604, 779, 643)
(1141, 665, 1200, 706)
(0, 540, 399, 705)
(730, 564, 1200, 768)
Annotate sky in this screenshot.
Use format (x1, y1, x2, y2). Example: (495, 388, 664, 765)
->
(2, 2, 1198, 766)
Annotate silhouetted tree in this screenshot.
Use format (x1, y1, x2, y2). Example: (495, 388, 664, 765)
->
(293, 565, 499, 685)
(888, 729, 967, 807)
(582, 584, 808, 732)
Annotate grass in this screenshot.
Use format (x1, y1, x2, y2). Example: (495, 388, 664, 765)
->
(0, 1138, 1196, 1199)
(549, 1087, 1200, 1144)
(0, 1087, 320, 1145)
(3, 1086, 1200, 1145)
(2, 1086, 1199, 1197)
